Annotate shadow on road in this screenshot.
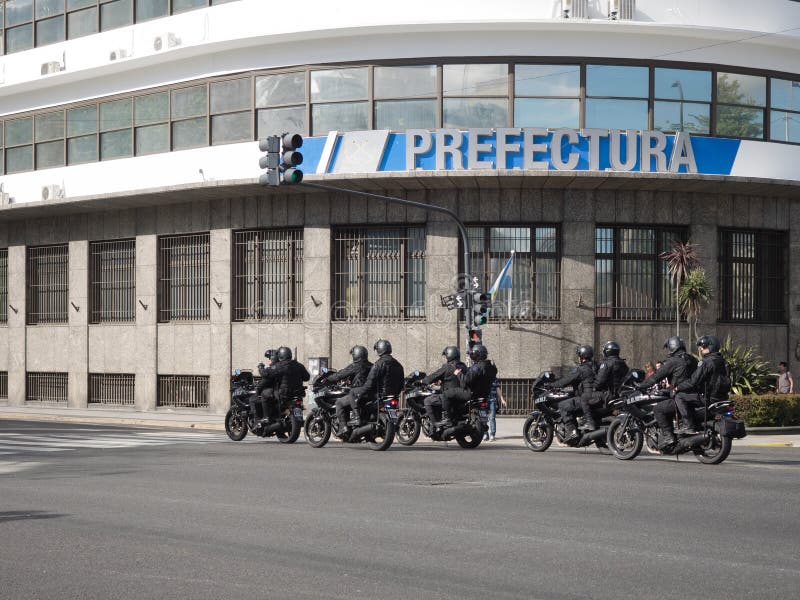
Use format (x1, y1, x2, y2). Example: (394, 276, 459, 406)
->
(0, 511, 67, 524)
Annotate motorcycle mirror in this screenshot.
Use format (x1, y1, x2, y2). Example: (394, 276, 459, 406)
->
(321, 367, 328, 374)
(235, 369, 241, 376)
(414, 370, 419, 376)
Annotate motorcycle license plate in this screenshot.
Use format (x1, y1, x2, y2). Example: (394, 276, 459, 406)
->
(292, 407, 303, 418)
(478, 410, 488, 423)
(386, 408, 399, 422)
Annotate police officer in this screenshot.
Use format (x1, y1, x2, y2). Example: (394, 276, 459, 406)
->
(579, 341, 629, 432)
(421, 346, 467, 426)
(551, 345, 596, 441)
(439, 344, 498, 427)
(674, 335, 728, 436)
(252, 348, 278, 428)
(634, 336, 698, 448)
(259, 347, 310, 422)
(337, 339, 404, 436)
(327, 346, 373, 389)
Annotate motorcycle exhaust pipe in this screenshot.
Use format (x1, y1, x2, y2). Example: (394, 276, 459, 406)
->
(442, 423, 467, 439)
(352, 423, 375, 439)
(578, 427, 608, 446)
(262, 421, 285, 435)
(676, 431, 710, 451)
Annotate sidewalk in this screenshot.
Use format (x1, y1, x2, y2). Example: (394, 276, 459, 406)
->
(0, 406, 798, 447)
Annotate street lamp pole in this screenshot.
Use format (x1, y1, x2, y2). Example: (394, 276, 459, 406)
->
(671, 80, 685, 132)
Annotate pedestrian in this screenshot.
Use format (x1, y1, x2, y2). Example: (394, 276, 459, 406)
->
(644, 361, 656, 380)
(483, 377, 507, 441)
(777, 361, 794, 394)
(655, 361, 669, 388)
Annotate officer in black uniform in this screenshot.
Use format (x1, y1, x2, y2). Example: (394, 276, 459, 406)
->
(579, 340, 629, 431)
(336, 339, 404, 436)
(252, 348, 278, 428)
(634, 336, 698, 448)
(439, 344, 497, 427)
(421, 346, 467, 425)
(551, 345, 596, 441)
(327, 346, 373, 389)
(674, 335, 728, 435)
(259, 347, 310, 421)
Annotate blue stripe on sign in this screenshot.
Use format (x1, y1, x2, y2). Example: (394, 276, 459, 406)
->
(690, 137, 740, 175)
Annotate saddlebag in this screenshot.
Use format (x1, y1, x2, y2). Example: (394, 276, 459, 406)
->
(718, 418, 747, 439)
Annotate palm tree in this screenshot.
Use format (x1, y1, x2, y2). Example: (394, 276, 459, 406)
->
(660, 241, 700, 337)
(679, 268, 713, 343)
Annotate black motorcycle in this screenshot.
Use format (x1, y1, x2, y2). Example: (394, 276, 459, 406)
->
(522, 371, 613, 453)
(605, 370, 746, 465)
(303, 369, 397, 451)
(224, 369, 303, 443)
(396, 371, 487, 448)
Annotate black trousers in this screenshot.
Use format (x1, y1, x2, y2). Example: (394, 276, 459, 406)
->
(250, 388, 275, 421)
(558, 397, 580, 424)
(675, 392, 702, 423)
(579, 391, 609, 424)
(653, 397, 678, 429)
(441, 388, 471, 416)
(423, 394, 441, 420)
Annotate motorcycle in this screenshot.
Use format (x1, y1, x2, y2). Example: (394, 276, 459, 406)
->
(224, 369, 304, 443)
(522, 371, 613, 453)
(396, 371, 488, 448)
(605, 369, 747, 464)
(303, 369, 397, 451)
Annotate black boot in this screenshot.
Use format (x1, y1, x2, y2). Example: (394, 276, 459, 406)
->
(437, 411, 452, 428)
(675, 419, 697, 435)
(658, 428, 676, 450)
(579, 417, 597, 432)
(350, 411, 361, 427)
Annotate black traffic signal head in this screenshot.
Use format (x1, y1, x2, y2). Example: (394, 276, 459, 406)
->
(471, 291, 490, 327)
(281, 133, 303, 185)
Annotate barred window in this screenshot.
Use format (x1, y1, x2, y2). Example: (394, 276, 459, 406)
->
(719, 229, 787, 323)
(27, 244, 69, 325)
(90, 239, 136, 323)
(232, 229, 303, 322)
(333, 227, 426, 322)
(157, 374, 209, 408)
(0, 249, 7, 323)
(89, 373, 135, 406)
(0, 371, 8, 399)
(158, 233, 210, 322)
(26, 372, 68, 404)
(595, 226, 686, 321)
(467, 226, 560, 321)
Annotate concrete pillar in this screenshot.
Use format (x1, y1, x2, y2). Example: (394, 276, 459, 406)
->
(209, 227, 231, 415)
(68, 240, 88, 408)
(7, 245, 26, 407)
(303, 193, 332, 362)
(135, 233, 157, 411)
(789, 201, 800, 375)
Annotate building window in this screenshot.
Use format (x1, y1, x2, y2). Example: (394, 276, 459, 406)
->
(5, 116, 33, 174)
(157, 374, 209, 408)
(374, 65, 437, 131)
(210, 77, 251, 145)
(134, 92, 169, 155)
(595, 226, 685, 321)
(443, 63, 508, 129)
(89, 373, 135, 405)
(171, 84, 208, 150)
(719, 229, 787, 323)
(27, 244, 69, 325)
(654, 68, 711, 134)
(716, 72, 765, 139)
(232, 229, 303, 322)
(467, 226, 560, 321)
(158, 233, 209, 322)
(311, 67, 369, 136)
(586, 65, 649, 130)
(770, 78, 800, 143)
(89, 239, 136, 323)
(256, 71, 307, 138)
(333, 227, 426, 322)
(0, 249, 7, 324)
(0, 371, 7, 400)
(26, 372, 68, 404)
(515, 64, 580, 129)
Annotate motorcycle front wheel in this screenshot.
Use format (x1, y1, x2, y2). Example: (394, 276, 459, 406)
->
(224, 408, 248, 441)
(304, 413, 331, 448)
(396, 414, 421, 446)
(277, 414, 301, 444)
(523, 413, 553, 452)
(607, 418, 643, 460)
(693, 430, 732, 465)
(455, 428, 483, 449)
(368, 413, 395, 451)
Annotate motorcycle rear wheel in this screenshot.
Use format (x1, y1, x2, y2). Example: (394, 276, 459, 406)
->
(277, 415, 301, 444)
(368, 414, 395, 451)
(455, 429, 483, 449)
(304, 414, 331, 448)
(693, 430, 732, 465)
(396, 414, 421, 446)
(523, 414, 553, 452)
(224, 408, 248, 441)
(607, 418, 643, 460)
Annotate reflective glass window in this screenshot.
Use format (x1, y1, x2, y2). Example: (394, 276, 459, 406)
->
(100, 0, 132, 31)
(172, 86, 207, 119)
(6, 24, 34, 53)
(6, 117, 33, 146)
(68, 0, 96, 9)
(101, 129, 133, 160)
(210, 78, 250, 114)
(172, 117, 207, 150)
(135, 124, 169, 155)
(5, 0, 33, 27)
(36, 0, 63, 19)
(654, 68, 711, 102)
(135, 93, 169, 126)
(311, 68, 368, 102)
(654, 101, 710, 134)
(68, 135, 98, 164)
(717, 73, 766, 107)
(257, 107, 306, 139)
(374, 65, 437, 99)
(36, 15, 65, 46)
(68, 7, 98, 39)
(173, 0, 207, 13)
(211, 112, 251, 145)
(256, 72, 306, 107)
(67, 105, 97, 137)
(585, 99, 648, 129)
(375, 100, 437, 130)
(35, 111, 65, 142)
(443, 64, 507, 97)
(311, 102, 368, 135)
(515, 64, 579, 97)
(770, 111, 800, 143)
(36, 140, 64, 169)
(6, 146, 33, 173)
(514, 98, 579, 129)
(136, 0, 168, 21)
(586, 65, 648, 98)
(100, 99, 132, 131)
(716, 105, 764, 138)
(443, 98, 508, 128)
(771, 78, 800, 111)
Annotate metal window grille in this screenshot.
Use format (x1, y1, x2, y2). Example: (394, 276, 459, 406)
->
(157, 375, 209, 408)
(89, 239, 136, 323)
(26, 372, 68, 404)
(333, 227, 426, 322)
(466, 226, 561, 321)
(0, 372, 8, 399)
(158, 233, 210, 322)
(26, 245, 69, 325)
(232, 229, 303, 321)
(719, 229, 787, 323)
(0, 249, 7, 323)
(595, 226, 686, 321)
(88, 373, 135, 406)
(498, 379, 536, 416)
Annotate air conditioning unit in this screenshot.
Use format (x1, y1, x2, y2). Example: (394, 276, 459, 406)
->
(0, 192, 10, 206)
(153, 32, 181, 52)
(109, 48, 131, 61)
(609, 0, 635, 20)
(41, 184, 64, 201)
(562, 0, 589, 18)
(40, 60, 65, 76)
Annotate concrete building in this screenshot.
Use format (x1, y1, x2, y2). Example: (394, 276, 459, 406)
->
(0, 0, 798, 414)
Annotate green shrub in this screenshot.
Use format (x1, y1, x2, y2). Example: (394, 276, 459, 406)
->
(720, 335, 775, 396)
(732, 394, 800, 427)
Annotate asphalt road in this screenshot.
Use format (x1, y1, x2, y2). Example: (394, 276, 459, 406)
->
(1, 420, 798, 600)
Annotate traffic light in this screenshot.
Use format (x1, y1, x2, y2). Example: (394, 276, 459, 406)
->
(258, 133, 303, 186)
(471, 291, 490, 327)
(467, 327, 482, 351)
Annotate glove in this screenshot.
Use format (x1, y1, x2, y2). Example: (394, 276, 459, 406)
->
(257, 362, 265, 371)
(634, 382, 646, 391)
(670, 388, 677, 398)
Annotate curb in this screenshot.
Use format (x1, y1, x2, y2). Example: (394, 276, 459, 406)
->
(0, 412, 224, 431)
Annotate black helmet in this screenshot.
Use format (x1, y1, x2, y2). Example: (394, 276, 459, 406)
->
(350, 345, 368, 362)
(576, 344, 594, 361)
(442, 346, 460, 361)
(697, 335, 721, 353)
(468, 344, 488, 361)
(663, 336, 686, 356)
(276, 346, 292, 361)
(264, 348, 276, 359)
(374, 339, 392, 356)
(602, 341, 620, 357)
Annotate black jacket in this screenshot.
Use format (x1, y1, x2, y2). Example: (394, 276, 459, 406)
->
(327, 359, 373, 388)
(361, 354, 405, 399)
(595, 356, 630, 395)
(553, 362, 596, 396)
(463, 359, 498, 399)
(261, 359, 310, 401)
(422, 359, 467, 391)
(639, 351, 697, 389)
(676, 351, 727, 399)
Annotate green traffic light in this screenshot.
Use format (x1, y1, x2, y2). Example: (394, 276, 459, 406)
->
(283, 168, 303, 184)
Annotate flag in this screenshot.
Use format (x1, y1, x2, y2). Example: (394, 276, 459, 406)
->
(489, 251, 514, 301)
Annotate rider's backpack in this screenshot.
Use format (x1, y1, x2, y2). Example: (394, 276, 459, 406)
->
(709, 360, 732, 399)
